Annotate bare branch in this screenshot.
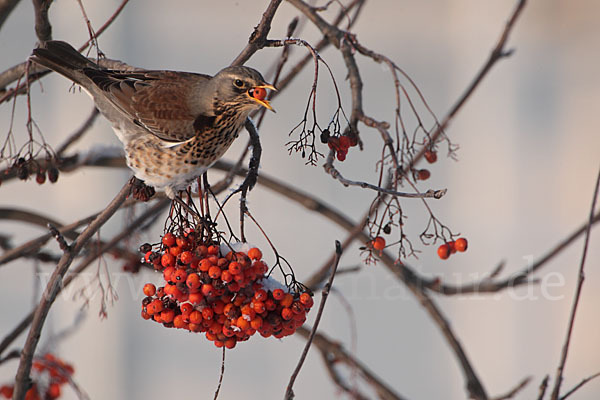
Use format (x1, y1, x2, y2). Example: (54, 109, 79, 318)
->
(550, 165, 600, 400)
(231, 0, 283, 66)
(12, 182, 131, 400)
(560, 371, 600, 400)
(295, 327, 407, 400)
(32, 0, 52, 42)
(285, 241, 342, 399)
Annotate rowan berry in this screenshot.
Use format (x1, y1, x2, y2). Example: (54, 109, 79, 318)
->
(188, 292, 203, 305)
(208, 265, 222, 279)
(248, 247, 262, 261)
(280, 293, 294, 308)
(207, 244, 220, 255)
(173, 268, 188, 282)
(253, 260, 268, 275)
(220, 270, 233, 283)
(272, 288, 285, 301)
(236, 316, 250, 331)
(162, 233, 176, 247)
(437, 243, 450, 260)
(291, 301, 305, 314)
(417, 169, 431, 180)
(250, 316, 263, 330)
(265, 298, 277, 311)
(447, 241, 457, 254)
(251, 87, 267, 101)
(186, 273, 200, 290)
(455, 237, 468, 252)
(161, 309, 175, 323)
(281, 307, 294, 321)
(48, 166, 59, 183)
(36, 171, 46, 185)
(199, 258, 212, 272)
(228, 261, 242, 275)
(201, 283, 215, 297)
(169, 245, 182, 257)
(372, 236, 386, 251)
(252, 301, 266, 314)
(202, 307, 214, 321)
(224, 338, 237, 349)
(424, 150, 437, 163)
(143, 283, 156, 297)
(189, 310, 202, 324)
(180, 303, 193, 315)
(161, 253, 175, 268)
(179, 251, 193, 264)
(299, 292, 313, 308)
(336, 150, 347, 162)
(339, 135, 351, 150)
(176, 236, 189, 249)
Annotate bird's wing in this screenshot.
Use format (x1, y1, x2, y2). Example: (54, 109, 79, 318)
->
(84, 69, 213, 142)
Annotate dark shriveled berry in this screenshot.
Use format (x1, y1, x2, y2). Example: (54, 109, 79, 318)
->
(48, 167, 59, 183)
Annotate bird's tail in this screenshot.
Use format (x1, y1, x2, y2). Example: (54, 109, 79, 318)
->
(30, 40, 97, 85)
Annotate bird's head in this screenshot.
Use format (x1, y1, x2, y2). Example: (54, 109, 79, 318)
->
(211, 66, 276, 114)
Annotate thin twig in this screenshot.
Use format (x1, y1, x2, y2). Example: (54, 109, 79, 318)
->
(491, 376, 531, 400)
(285, 241, 343, 399)
(213, 347, 226, 400)
(560, 371, 600, 400)
(550, 165, 600, 400)
(295, 327, 407, 400)
(231, 0, 283, 66)
(12, 182, 131, 400)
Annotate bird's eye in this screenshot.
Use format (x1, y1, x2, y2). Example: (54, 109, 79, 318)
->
(234, 79, 244, 88)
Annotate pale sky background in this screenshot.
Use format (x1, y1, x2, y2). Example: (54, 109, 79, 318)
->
(1, 1, 599, 399)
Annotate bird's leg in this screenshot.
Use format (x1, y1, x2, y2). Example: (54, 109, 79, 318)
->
(128, 176, 155, 202)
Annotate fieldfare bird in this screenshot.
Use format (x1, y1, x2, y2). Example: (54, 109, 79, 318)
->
(31, 40, 275, 199)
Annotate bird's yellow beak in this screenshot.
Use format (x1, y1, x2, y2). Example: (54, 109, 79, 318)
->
(248, 84, 277, 112)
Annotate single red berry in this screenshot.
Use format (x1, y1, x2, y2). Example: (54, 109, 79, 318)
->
(179, 250, 193, 264)
(35, 171, 46, 184)
(416, 169, 431, 180)
(143, 283, 156, 297)
(372, 236, 386, 251)
(299, 292, 314, 308)
(339, 135, 351, 150)
(251, 87, 267, 101)
(336, 150, 347, 162)
(162, 233, 176, 247)
(186, 273, 201, 290)
(437, 244, 451, 260)
(455, 237, 468, 252)
(272, 288, 285, 301)
(208, 265, 222, 279)
(424, 150, 437, 164)
(247, 247, 262, 261)
(160, 253, 175, 268)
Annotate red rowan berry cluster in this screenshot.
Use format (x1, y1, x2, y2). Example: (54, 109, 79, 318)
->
(0, 353, 74, 400)
(140, 231, 313, 349)
(320, 129, 358, 162)
(437, 237, 468, 260)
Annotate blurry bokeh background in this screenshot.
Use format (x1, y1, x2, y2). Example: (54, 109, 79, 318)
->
(1, 1, 599, 399)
